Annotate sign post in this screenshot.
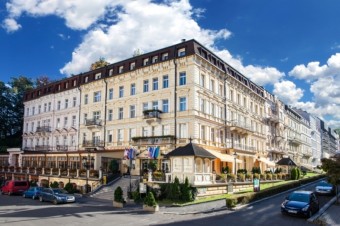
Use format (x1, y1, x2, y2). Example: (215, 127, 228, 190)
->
(253, 178, 260, 192)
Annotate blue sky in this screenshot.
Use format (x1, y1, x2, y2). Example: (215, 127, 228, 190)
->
(0, 0, 339, 129)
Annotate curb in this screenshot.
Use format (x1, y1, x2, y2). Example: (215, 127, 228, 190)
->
(307, 193, 340, 225)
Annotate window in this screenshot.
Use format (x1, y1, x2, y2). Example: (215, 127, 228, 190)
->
(107, 130, 113, 143)
(118, 108, 124, 120)
(179, 72, 186, 85)
(179, 123, 187, 138)
(152, 56, 158, 63)
(237, 94, 241, 105)
(117, 129, 123, 143)
(85, 76, 88, 83)
(108, 88, 113, 100)
(32, 107, 35, 115)
(230, 90, 234, 102)
(163, 75, 169, 88)
(200, 125, 206, 141)
(95, 73, 101, 80)
(130, 62, 135, 70)
(93, 111, 100, 119)
(57, 101, 61, 110)
(162, 125, 170, 135)
(94, 91, 101, 102)
(73, 80, 77, 87)
(65, 99, 68, 109)
(178, 48, 186, 57)
(64, 117, 68, 127)
(162, 99, 169, 113)
(143, 102, 149, 111)
(109, 69, 113, 76)
(130, 83, 136, 95)
(38, 105, 41, 114)
(44, 103, 47, 112)
(162, 52, 169, 61)
(152, 101, 158, 110)
(119, 86, 124, 98)
(179, 97, 187, 111)
(49, 102, 52, 111)
(153, 78, 158, 90)
(83, 113, 88, 123)
(84, 94, 88, 104)
(129, 128, 136, 141)
(211, 103, 215, 116)
(72, 115, 76, 127)
(142, 127, 148, 136)
(108, 109, 113, 121)
(130, 105, 136, 118)
(200, 98, 205, 112)
(200, 74, 205, 87)
(143, 80, 149, 92)
(219, 84, 223, 96)
(210, 80, 215, 92)
(119, 66, 124, 73)
(211, 128, 215, 142)
(143, 58, 149, 66)
(73, 97, 77, 107)
(56, 118, 60, 128)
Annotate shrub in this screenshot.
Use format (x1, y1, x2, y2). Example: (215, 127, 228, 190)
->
(266, 174, 272, 180)
(222, 166, 229, 174)
(237, 169, 247, 174)
(291, 167, 298, 180)
(180, 177, 193, 202)
(226, 198, 237, 209)
(245, 173, 253, 181)
(50, 181, 59, 188)
(114, 186, 124, 203)
(144, 191, 157, 207)
(253, 173, 260, 179)
(238, 174, 245, 182)
(272, 174, 277, 180)
(228, 174, 236, 182)
(64, 182, 77, 193)
(260, 174, 266, 180)
(251, 167, 261, 174)
(275, 168, 282, 174)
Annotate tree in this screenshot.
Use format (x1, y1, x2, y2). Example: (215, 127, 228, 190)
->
(321, 156, 340, 204)
(90, 57, 109, 70)
(35, 75, 51, 87)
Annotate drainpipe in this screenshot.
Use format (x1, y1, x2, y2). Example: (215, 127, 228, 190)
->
(173, 53, 178, 149)
(103, 69, 108, 147)
(77, 78, 82, 152)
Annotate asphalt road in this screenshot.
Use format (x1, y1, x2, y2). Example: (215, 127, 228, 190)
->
(0, 180, 333, 226)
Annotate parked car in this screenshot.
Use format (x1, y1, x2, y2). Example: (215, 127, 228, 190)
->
(39, 188, 76, 205)
(23, 186, 43, 200)
(281, 190, 319, 218)
(0, 180, 30, 195)
(315, 180, 336, 195)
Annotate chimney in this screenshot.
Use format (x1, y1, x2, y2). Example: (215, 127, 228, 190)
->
(181, 39, 186, 42)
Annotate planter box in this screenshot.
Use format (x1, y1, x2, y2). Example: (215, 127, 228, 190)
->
(113, 201, 124, 208)
(143, 204, 159, 213)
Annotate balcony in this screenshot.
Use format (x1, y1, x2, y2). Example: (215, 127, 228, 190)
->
(288, 136, 302, 146)
(56, 145, 68, 151)
(229, 120, 254, 135)
(265, 113, 280, 123)
(85, 118, 102, 128)
(226, 142, 256, 154)
(302, 150, 313, 157)
(274, 135, 285, 142)
(82, 140, 104, 148)
(143, 109, 162, 123)
(36, 126, 51, 133)
(35, 145, 52, 151)
(132, 135, 175, 146)
(267, 146, 286, 154)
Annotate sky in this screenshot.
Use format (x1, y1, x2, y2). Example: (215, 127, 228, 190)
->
(0, 0, 340, 129)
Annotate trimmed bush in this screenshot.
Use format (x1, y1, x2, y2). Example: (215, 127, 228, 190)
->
(144, 191, 157, 207)
(50, 181, 59, 188)
(226, 198, 237, 209)
(266, 174, 272, 180)
(114, 186, 124, 203)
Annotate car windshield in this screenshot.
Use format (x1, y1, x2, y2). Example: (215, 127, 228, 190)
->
(318, 182, 332, 187)
(288, 193, 310, 203)
(52, 189, 68, 194)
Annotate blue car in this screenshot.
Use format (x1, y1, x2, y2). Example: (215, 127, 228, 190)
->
(39, 188, 75, 205)
(23, 186, 43, 200)
(281, 190, 319, 218)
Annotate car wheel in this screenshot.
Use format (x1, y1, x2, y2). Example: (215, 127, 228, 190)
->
(32, 195, 36, 200)
(53, 199, 58, 205)
(39, 196, 43, 202)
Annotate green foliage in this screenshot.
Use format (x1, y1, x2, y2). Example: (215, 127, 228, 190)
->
(237, 169, 247, 174)
(144, 192, 157, 207)
(321, 157, 340, 186)
(50, 181, 59, 188)
(29, 180, 37, 187)
(109, 160, 119, 173)
(251, 167, 261, 174)
(114, 186, 124, 203)
(275, 168, 282, 174)
(180, 177, 193, 202)
(148, 160, 158, 172)
(64, 183, 78, 194)
(222, 166, 229, 174)
(290, 167, 299, 180)
(226, 198, 237, 209)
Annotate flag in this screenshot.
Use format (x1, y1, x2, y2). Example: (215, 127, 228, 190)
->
(153, 146, 160, 159)
(124, 148, 129, 159)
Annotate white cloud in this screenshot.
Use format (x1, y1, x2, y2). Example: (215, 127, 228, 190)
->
(273, 80, 304, 105)
(2, 18, 21, 32)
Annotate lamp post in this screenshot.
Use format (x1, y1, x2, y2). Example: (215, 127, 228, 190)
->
(233, 152, 237, 174)
(82, 154, 94, 193)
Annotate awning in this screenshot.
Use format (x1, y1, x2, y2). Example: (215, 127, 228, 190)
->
(258, 157, 276, 167)
(206, 149, 243, 163)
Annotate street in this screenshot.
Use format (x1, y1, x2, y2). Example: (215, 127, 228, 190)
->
(0, 181, 333, 226)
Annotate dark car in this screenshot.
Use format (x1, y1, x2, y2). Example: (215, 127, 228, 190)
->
(23, 187, 43, 200)
(39, 188, 75, 205)
(281, 190, 319, 218)
(315, 181, 336, 195)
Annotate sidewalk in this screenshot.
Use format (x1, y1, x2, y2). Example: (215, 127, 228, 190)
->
(310, 196, 340, 226)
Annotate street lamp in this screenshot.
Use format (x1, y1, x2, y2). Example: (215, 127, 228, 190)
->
(233, 152, 237, 174)
(82, 154, 94, 193)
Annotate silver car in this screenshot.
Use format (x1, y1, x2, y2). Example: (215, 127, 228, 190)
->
(315, 181, 336, 195)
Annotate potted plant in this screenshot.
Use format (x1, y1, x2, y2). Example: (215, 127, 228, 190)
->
(113, 186, 125, 208)
(143, 191, 159, 212)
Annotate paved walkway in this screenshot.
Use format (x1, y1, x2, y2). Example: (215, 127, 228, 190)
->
(310, 196, 340, 226)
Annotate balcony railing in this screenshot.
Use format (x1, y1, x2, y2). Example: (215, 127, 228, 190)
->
(82, 140, 104, 147)
(56, 145, 68, 151)
(288, 135, 302, 145)
(35, 145, 52, 151)
(265, 114, 279, 123)
(143, 109, 162, 119)
(36, 126, 51, 133)
(85, 118, 102, 127)
(229, 120, 254, 134)
(132, 135, 175, 145)
(226, 142, 256, 153)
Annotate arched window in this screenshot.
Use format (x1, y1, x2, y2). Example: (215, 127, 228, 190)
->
(195, 158, 203, 173)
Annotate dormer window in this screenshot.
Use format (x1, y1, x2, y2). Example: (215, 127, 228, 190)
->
(130, 62, 136, 70)
(65, 82, 68, 89)
(58, 85, 61, 91)
(73, 80, 77, 86)
(162, 53, 169, 61)
(152, 56, 158, 63)
(85, 76, 88, 83)
(178, 48, 186, 57)
(95, 73, 101, 80)
(109, 69, 113, 76)
(119, 66, 124, 73)
(143, 58, 149, 66)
